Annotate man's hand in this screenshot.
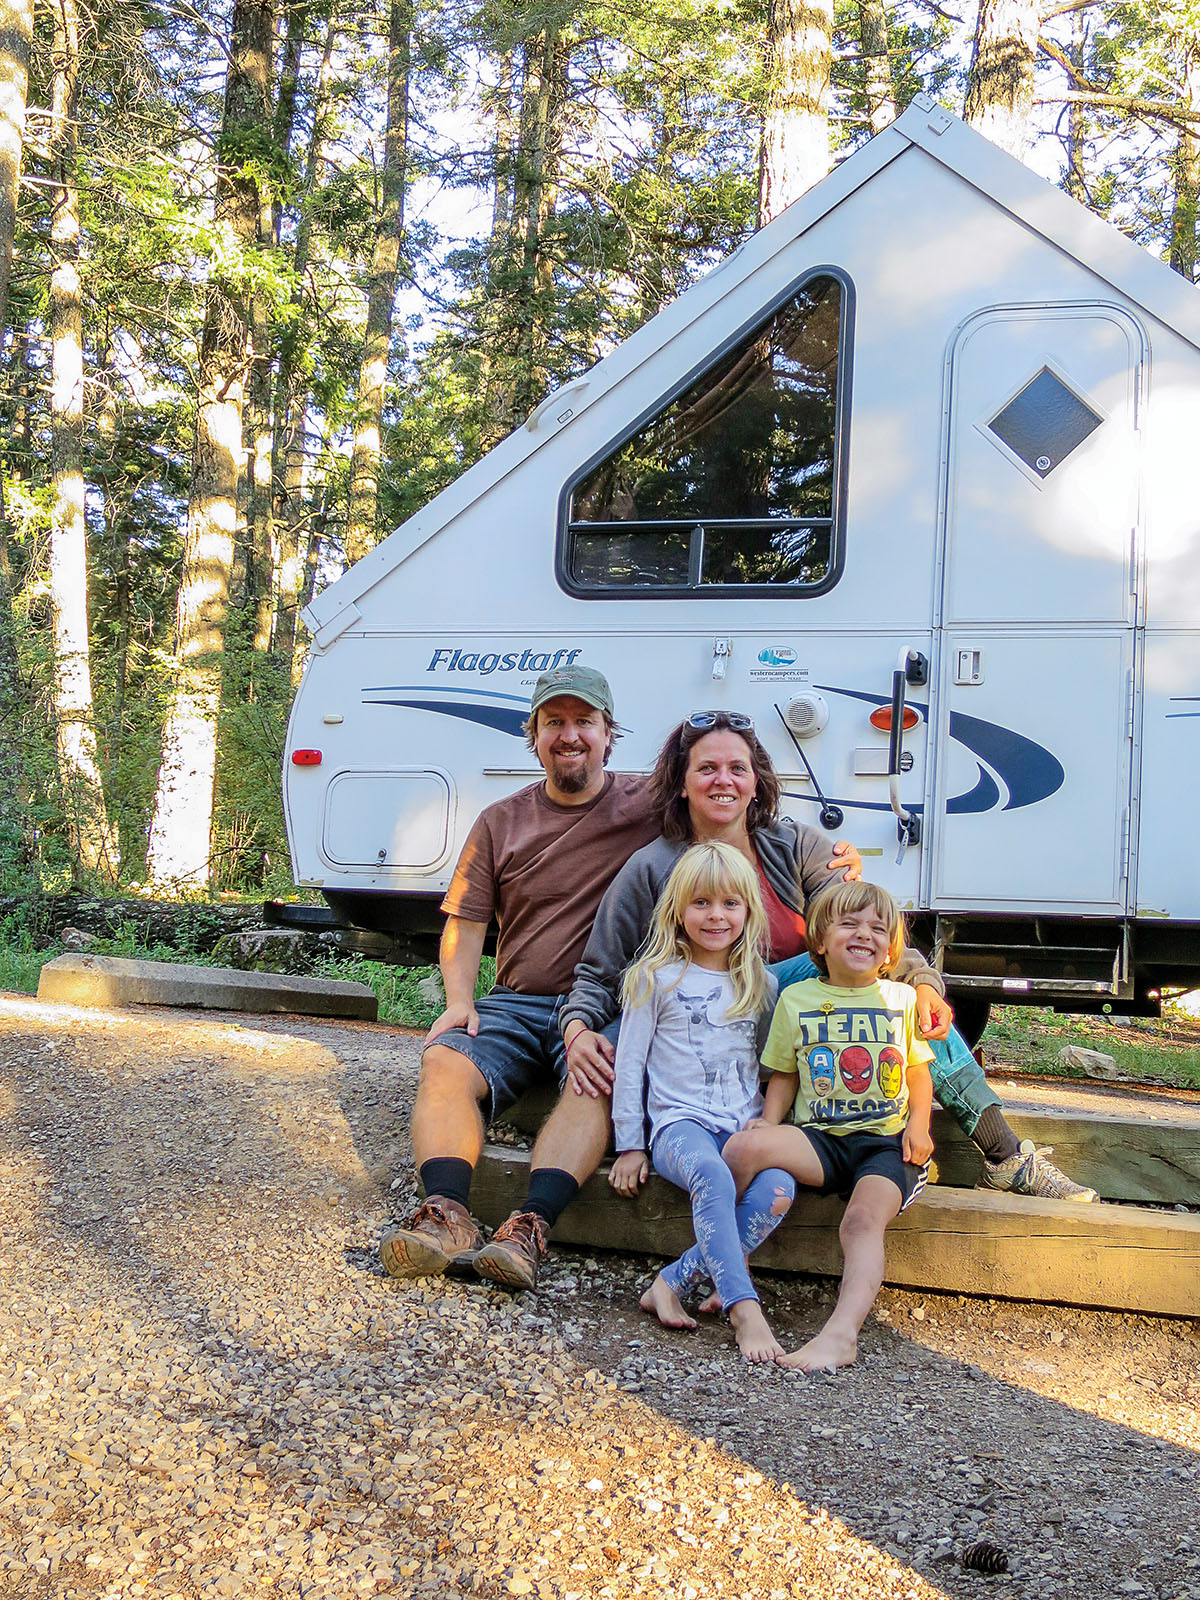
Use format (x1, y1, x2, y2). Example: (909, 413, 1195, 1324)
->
(564, 1028, 616, 1097)
(425, 1001, 479, 1043)
(609, 1150, 649, 1196)
(903, 1119, 934, 1166)
(828, 840, 862, 882)
(915, 984, 953, 1042)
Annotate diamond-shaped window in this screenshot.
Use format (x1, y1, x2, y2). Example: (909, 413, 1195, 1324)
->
(988, 368, 1103, 478)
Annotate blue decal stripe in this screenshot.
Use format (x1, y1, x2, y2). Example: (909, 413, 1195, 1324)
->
(780, 789, 924, 815)
(1166, 712, 1200, 719)
(367, 698, 528, 736)
(816, 682, 1063, 814)
(947, 709, 1064, 811)
(945, 763, 1002, 816)
(363, 684, 531, 704)
(814, 684, 929, 723)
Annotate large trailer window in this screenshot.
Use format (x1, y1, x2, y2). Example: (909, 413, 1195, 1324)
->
(559, 272, 849, 597)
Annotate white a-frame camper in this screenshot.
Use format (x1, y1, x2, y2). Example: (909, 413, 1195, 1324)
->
(284, 97, 1200, 1032)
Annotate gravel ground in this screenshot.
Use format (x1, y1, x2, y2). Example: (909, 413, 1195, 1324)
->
(0, 992, 1197, 1600)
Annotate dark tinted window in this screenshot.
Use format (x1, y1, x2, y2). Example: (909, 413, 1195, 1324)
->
(989, 367, 1103, 478)
(564, 274, 845, 594)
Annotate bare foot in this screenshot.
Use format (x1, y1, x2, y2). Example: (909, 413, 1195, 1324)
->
(698, 1256, 750, 1315)
(639, 1274, 697, 1330)
(729, 1300, 785, 1363)
(780, 1324, 858, 1372)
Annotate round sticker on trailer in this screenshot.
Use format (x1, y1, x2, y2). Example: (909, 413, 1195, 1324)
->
(751, 647, 809, 681)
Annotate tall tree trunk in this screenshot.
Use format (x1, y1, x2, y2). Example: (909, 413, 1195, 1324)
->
(758, 0, 833, 225)
(345, 0, 411, 565)
(0, 1, 34, 867)
(48, 0, 118, 881)
(0, 0, 32, 341)
(1169, 41, 1200, 280)
(1063, 4, 1087, 202)
(147, 0, 274, 888)
(95, 331, 129, 761)
(275, 10, 336, 664)
(489, 49, 515, 245)
(963, 0, 1039, 159)
(858, 0, 896, 135)
(485, 22, 568, 441)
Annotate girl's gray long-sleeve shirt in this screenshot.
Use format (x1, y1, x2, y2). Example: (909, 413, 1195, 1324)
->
(612, 963, 778, 1153)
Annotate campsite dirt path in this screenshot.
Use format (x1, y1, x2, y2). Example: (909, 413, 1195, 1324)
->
(0, 993, 1197, 1600)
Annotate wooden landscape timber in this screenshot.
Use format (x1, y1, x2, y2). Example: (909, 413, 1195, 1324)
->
(471, 1143, 1200, 1318)
(499, 1085, 1200, 1208)
(36, 953, 378, 1020)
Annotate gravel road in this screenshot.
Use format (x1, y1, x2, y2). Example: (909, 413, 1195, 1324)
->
(0, 993, 1197, 1600)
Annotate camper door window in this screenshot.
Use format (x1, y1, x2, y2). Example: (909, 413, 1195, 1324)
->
(561, 273, 847, 597)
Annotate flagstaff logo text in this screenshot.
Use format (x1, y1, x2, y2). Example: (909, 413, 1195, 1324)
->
(426, 646, 584, 676)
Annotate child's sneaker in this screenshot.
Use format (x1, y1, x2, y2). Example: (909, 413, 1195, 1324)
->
(983, 1140, 1096, 1202)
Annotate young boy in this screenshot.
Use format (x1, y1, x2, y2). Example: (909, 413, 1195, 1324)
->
(723, 881, 934, 1372)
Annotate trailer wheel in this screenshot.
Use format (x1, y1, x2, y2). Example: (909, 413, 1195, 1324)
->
(950, 995, 991, 1051)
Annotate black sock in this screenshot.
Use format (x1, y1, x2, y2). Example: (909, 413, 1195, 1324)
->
(523, 1168, 579, 1229)
(971, 1106, 1020, 1164)
(419, 1157, 473, 1209)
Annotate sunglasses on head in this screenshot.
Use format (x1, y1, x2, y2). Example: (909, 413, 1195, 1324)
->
(685, 710, 754, 732)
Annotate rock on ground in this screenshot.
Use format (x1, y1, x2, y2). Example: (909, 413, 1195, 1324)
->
(0, 992, 1197, 1600)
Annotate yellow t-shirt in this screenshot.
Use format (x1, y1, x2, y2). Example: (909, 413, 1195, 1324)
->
(761, 975, 934, 1137)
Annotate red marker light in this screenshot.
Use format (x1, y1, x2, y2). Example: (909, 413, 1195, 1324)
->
(869, 707, 919, 733)
(291, 749, 322, 766)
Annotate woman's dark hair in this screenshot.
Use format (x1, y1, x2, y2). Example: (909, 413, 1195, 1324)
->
(647, 714, 782, 842)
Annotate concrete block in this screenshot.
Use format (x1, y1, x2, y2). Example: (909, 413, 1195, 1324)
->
(36, 953, 378, 1020)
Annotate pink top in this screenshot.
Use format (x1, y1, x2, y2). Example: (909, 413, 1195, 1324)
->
(757, 860, 806, 961)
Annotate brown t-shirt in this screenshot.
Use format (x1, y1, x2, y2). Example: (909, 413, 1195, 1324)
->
(440, 773, 659, 996)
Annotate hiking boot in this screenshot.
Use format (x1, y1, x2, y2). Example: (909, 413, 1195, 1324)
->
(983, 1141, 1097, 1202)
(473, 1211, 549, 1290)
(379, 1197, 483, 1279)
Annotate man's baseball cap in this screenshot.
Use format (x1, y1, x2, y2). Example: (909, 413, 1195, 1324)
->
(529, 664, 614, 717)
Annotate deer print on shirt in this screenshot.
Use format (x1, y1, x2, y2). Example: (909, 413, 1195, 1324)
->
(677, 982, 759, 1113)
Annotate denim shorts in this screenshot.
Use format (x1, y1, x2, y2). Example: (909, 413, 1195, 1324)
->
(424, 987, 571, 1120)
(800, 1126, 929, 1212)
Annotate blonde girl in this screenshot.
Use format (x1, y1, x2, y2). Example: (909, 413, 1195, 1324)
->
(608, 841, 795, 1362)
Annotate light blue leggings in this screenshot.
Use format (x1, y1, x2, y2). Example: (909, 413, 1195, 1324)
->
(651, 1119, 796, 1311)
(769, 954, 1000, 1137)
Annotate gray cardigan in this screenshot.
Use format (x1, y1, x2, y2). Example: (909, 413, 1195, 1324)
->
(560, 820, 943, 1037)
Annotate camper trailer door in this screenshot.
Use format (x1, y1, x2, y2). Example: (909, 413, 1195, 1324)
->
(928, 304, 1143, 913)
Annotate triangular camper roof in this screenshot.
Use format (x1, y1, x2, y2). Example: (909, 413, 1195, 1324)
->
(305, 95, 1200, 646)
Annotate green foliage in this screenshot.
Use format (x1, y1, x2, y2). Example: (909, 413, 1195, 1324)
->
(982, 1006, 1200, 1092)
(315, 954, 496, 1027)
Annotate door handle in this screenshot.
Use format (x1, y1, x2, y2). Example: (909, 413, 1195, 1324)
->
(889, 647, 927, 861)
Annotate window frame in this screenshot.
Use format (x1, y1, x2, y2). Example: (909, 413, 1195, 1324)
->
(555, 265, 855, 601)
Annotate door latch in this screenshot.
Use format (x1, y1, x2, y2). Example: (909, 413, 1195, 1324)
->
(712, 637, 732, 681)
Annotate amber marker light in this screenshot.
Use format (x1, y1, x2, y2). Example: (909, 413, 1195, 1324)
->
(869, 706, 919, 733)
(291, 750, 322, 765)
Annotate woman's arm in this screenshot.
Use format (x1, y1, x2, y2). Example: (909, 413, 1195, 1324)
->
(560, 846, 670, 1037)
(792, 823, 862, 904)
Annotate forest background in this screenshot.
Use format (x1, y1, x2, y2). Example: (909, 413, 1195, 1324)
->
(0, 0, 1196, 903)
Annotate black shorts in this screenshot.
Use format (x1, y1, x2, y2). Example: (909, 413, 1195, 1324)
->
(801, 1127, 929, 1212)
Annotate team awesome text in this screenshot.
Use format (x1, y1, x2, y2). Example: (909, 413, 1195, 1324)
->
(426, 647, 583, 676)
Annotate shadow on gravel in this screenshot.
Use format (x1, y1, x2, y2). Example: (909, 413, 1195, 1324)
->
(575, 1267, 1200, 1598)
(3, 1008, 1198, 1600)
